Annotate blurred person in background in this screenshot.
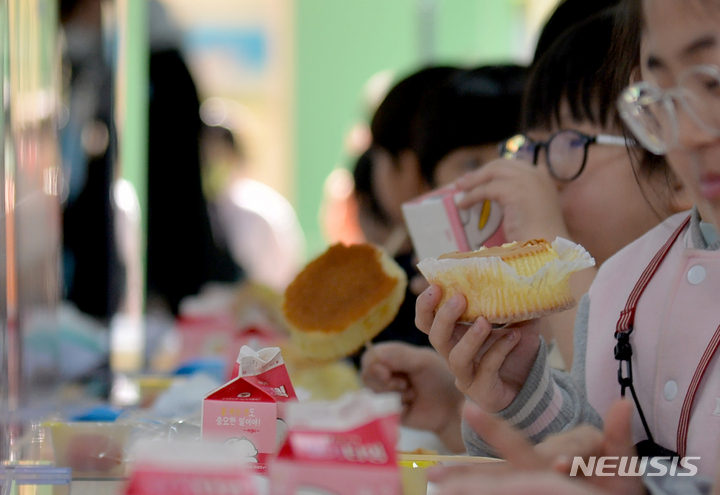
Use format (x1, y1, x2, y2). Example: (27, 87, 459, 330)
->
(199, 116, 306, 293)
(346, 66, 461, 366)
(356, 65, 525, 447)
(352, 148, 394, 248)
(144, 2, 242, 315)
(320, 71, 393, 248)
(531, 0, 622, 65)
(350, 65, 526, 373)
(409, 65, 527, 188)
(60, 0, 123, 321)
(368, 66, 460, 234)
(320, 167, 365, 248)
(60, 0, 241, 325)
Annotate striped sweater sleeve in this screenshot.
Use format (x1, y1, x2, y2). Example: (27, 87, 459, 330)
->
(463, 294, 603, 456)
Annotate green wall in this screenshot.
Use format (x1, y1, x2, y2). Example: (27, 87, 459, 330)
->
(436, 0, 516, 64)
(295, 0, 519, 257)
(122, 0, 149, 290)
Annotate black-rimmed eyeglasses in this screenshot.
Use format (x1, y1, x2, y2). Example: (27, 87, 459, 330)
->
(499, 130, 628, 181)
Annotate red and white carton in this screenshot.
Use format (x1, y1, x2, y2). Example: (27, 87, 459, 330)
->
(202, 346, 298, 474)
(402, 185, 506, 260)
(270, 390, 402, 495)
(124, 441, 262, 495)
(176, 314, 281, 378)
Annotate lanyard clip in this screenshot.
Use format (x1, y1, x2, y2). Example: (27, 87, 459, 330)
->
(617, 360, 632, 397)
(614, 330, 633, 361)
(615, 328, 634, 397)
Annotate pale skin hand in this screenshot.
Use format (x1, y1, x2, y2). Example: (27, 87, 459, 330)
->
(455, 158, 570, 243)
(360, 342, 465, 453)
(453, 158, 583, 367)
(430, 399, 644, 495)
(415, 285, 541, 413)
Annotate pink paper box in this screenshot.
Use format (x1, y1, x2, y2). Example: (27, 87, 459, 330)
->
(125, 464, 258, 495)
(177, 314, 279, 377)
(202, 348, 297, 474)
(124, 441, 259, 495)
(270, 392, 402, 495)
(402, 185, 506, 260)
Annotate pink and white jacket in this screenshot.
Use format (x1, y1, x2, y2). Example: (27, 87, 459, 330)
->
(464, 209, 720, 478)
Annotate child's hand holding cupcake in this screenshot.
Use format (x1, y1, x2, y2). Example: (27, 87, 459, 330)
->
(416, 285, 542, 413)
(415, 238, 594, 412)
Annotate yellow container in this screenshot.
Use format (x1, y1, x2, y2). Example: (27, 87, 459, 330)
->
(400, 464, 429, 495)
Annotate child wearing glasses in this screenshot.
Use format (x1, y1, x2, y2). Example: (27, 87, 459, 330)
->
(452, 9, 687, 368)
(350, 66, 526, 365)
(416, 0, 720, 482)
(361, 5, 687, 453)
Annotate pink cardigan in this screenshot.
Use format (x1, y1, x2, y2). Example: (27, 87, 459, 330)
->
(463, 210, 720, 478)
(587, 211, 720, 475)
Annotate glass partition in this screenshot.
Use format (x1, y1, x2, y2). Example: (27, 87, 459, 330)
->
(0, 0, 62, 461)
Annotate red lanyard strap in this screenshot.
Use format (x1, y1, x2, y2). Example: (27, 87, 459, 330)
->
(677, 323, 720, 457)
(613, 216, 688, 453)
(613, 214, 720, 458)
(615, 216, 691, 335)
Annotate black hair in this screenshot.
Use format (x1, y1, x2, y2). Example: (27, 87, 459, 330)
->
(525, 7, 673, 182)
(533, 0, 622, 65)
(524, 10, 619, 132)
(352, 148, 391, 227)
(609, 0, 642, 113)
(370, 66, 460, 157)
(60, 0, 85, 22)
(410, 65, 527, 186)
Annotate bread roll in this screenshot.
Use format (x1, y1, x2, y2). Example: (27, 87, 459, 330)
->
(283, 243, 407, 361)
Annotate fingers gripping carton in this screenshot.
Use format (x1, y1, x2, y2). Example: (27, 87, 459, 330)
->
(402, 186, 505, 260)
(270, 391, 402, 495)
(202, 346, 297, 474)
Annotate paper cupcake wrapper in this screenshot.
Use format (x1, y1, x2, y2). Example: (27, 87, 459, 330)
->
(418, 237, 593, 286)
(416, 237, 595, 324)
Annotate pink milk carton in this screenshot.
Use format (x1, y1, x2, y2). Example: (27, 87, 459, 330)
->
(176, 314, 281, 378)
(402, 185, 506, 260)
(202, 347, 297, 474)
(270, 391, 402, 495)
(124, 441, 260, 495)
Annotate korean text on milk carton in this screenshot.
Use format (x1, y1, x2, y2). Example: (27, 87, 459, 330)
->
(202, 346, 297, 474)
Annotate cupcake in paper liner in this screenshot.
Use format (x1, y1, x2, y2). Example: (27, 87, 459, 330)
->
(417, 238, 595, 324)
